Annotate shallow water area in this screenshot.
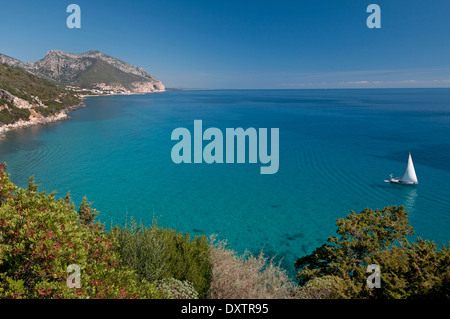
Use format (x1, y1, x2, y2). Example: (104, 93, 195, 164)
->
(1, 88, 449, 276)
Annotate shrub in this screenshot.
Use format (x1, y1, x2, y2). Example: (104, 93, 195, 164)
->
(294, 206, 450, 299)
(0, 164, 163, 299)
(110, 218, 170, 283)
(155, 278, 199, 299)
(209, 236, 297, 299)
(0, 106, 31, 124)
(295, 275, 344, 299)
(111, 219, 212, 298)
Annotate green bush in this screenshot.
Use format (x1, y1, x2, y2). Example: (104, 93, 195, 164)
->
(111, 219, 212, 298)
(0, 164, 163, 299)
(295, 275, 344, 299)
(0, 105, 31, 124)
(295, 206, 450, 299)
(155, 278, 199, 299)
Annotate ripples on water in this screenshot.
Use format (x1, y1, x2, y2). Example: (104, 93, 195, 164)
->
(1, 89, 450, 276)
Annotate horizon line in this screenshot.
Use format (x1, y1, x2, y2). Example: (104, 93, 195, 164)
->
(166, 87, 450, 91)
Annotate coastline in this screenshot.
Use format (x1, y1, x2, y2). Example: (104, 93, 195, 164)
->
(0, 101, 86, 136)
(0, 90, 166, 138)
(78, 90, 164, 99)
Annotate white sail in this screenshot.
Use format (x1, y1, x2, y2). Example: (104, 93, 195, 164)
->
(401, 153, 418, 184)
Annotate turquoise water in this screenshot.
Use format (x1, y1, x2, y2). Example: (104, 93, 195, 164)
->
(1, 89, 450, 276)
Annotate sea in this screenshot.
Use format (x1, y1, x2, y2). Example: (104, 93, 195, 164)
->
(1, 88, 449, 277)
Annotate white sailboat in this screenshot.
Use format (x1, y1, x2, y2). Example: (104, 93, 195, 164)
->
(385, 152, 419, 185)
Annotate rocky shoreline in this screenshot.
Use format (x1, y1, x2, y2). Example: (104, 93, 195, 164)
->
(0, 102, 86, 136)
(0, 89, 166, 139)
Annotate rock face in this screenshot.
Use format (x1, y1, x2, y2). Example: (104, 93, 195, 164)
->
(0, 50, 165, 134)
(0, 50, 165, 93)
(0, 89, 35, 109)
(0, 95, 85, 133)
(0, 62, 85, 132)
(0, 104, 85, 131)
(0, 54, 26, 68)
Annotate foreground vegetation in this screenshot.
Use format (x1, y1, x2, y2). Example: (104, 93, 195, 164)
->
(0, 164, 448, 299)
(295, 206, 450, 299)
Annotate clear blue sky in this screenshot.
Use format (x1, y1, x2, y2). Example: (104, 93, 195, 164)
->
(1, 0, 449, 89)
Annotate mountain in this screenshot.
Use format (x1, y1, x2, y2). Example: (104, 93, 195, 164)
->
(0, 50, 165, 93)
(0, 63, 83, 129)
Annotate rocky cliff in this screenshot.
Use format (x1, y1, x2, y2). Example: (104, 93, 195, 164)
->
(0, 50, 165, 93)
(0, 63, 84, 131)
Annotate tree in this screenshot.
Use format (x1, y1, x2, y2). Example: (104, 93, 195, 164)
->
(78, 196, 98, 226)
(295, 206, 450, 299)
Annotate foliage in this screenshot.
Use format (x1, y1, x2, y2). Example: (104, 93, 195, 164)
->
(295, 206, 450, 299)
(0, 164, 163, 299)
(155, 278, 199, 299)
(78, 196, 99, 226)
(110, 218, 169, 283)
(111, 219, 211, 298)
(0, 63, 80, 124)
(209, 236, 297, 299)
(295, 275, 344, 299)
(0, 104, 31, 124)
(74, 58, 145, 90)
(4, 160, 447, 300)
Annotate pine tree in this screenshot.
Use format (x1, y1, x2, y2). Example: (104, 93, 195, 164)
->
(78, 196, 98, 226)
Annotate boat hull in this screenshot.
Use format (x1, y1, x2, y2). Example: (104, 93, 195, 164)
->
(389, 179, 418, 185)
(385, 153, 419, 185)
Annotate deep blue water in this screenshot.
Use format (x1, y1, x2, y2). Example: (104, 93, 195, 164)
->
(1, 89, 450, 276)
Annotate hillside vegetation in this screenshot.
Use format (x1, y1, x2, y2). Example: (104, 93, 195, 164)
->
(74, 58, 151, 90)
(0, 63, 81, 125)
(0, 50, 165, 92)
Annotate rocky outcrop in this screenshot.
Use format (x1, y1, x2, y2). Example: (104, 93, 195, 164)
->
(0, 89, 37, 109)
(0, 50, 164, 135)
(0, 54, 28, 68)
(1, 50, 165, 93)
(0, 102, 86, 133)
(131, 81, 166, 93)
